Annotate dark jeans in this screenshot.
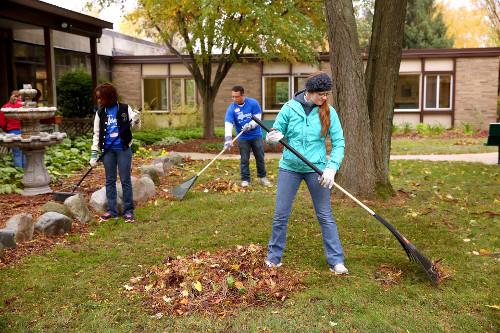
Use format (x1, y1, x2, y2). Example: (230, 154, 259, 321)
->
(102, 147, 134, 216)
(238, 137, 266, 182)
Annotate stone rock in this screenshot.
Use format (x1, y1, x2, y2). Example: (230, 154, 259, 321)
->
(35, 212, 72, 236)
(131, 176, 156, 204)
(167, 152, 183, 165)
(42, 201, 71, 216)
(5, 214, 34, 242)
(89, 186, 123, 215)
(141, 165, 161, 185)
(64, 193, 92, 224)
(152, 156, 174, 173)
(0, 229, 16, 249)
(152, 163, 165, 176)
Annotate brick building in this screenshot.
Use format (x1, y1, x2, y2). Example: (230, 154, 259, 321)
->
(113, 48, 500, 130)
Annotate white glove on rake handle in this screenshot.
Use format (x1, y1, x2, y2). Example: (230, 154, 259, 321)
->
(319, 168, 336, 189)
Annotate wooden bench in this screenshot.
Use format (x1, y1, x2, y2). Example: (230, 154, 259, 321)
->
(485, 122, 500, 164)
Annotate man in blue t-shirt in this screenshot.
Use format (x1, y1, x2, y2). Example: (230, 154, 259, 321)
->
(224, 86, 271, 187)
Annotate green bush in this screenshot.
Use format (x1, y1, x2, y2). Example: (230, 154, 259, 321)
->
(430, 124, 445, 135)
(134, 127, 225, 145)
(57, 68, 94, 118)
(401, 122, 413, 134)
(462, 122, 475, 136)
(153, 137, 184, 145)
(416, 123, 432, 136)
(392, 124, 400, 134)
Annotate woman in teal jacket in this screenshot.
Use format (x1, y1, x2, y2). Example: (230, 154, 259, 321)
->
(265, 72, 348, 275)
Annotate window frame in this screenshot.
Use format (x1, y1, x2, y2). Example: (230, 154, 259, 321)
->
(394, 73, 422, 112)
(262, 75, 291, 113)
(423, 73, 453, 111)
(169, 76, 197, 111)
(142, 76, 169, 113)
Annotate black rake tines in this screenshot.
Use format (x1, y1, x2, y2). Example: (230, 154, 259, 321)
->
(252, 115, 440, 286)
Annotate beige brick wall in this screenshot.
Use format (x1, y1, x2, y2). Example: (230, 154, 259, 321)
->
(112, 64, 142, 109)
(212, 62, 262, 126)
(455, 57, 499, 130)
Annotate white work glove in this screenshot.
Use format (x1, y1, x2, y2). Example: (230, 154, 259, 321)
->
(89, 150, 99, 167)
(242, 120, 257, 132)
(318, 168, 336, 189)
(223, 136, 233, 150)
(265, 129, 284, 144)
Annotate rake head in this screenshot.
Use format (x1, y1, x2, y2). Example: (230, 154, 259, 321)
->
(171, 175, 198, 200)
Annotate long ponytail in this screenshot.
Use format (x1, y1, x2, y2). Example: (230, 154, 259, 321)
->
(319, 101, 330, 137)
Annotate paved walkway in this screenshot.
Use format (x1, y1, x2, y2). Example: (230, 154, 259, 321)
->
(177, 152, 499, 165)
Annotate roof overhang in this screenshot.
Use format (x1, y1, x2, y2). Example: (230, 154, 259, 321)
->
(113, 47, 500, 65)
(0, 0, 113, 38)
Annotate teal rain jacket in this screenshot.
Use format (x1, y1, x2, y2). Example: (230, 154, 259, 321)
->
(272, 99, 345, 173)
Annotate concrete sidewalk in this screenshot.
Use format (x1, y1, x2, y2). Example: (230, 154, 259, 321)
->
(177, 152, 498, 165)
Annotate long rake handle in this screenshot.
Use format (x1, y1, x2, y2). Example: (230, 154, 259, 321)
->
(252, 116, 414, 255)
(196, 130, 244, 176)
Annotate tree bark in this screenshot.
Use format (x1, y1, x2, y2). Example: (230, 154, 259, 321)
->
(324, 0, 376, 196)
(365, 0, 407, 196)
(201, 87, 215, 138)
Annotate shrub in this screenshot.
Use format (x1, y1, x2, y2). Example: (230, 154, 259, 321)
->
(416, 123, 431, 136)
(430, 124, 445, 136)
(401, 122, 413, 134)
(462, 122, 475, 136)
(57, 68, 94, 118)
(392, 124, 400, 134)
(153, 137, 184, 146)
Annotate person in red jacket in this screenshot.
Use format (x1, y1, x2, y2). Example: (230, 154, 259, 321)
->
(1, 90, 24, 168)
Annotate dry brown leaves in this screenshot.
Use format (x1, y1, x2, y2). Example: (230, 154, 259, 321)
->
(373, 264, 403, 289)
(196, 178, 249, 194)
(432, 259, 452, 285)
(125, 244, 305, 317)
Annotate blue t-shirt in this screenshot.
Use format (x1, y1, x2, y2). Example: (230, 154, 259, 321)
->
(104, 103, 123, 150)
(224, 97, 262, 141)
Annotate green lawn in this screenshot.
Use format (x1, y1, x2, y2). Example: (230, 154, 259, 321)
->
(391, 137, 496, 155)
(0, 160, 498, 332)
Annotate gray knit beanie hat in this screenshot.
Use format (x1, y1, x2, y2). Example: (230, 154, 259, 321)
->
(305, 72, 332, 92)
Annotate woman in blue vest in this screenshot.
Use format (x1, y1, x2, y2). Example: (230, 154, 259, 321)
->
(90, 83, 140, 223)
(264, 72, 348, 275)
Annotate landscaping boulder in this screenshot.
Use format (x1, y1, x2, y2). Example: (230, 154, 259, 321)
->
(129, 176, 156, 204)
(35, 212, 72, 236)
(89, 186, 124, 214)
(167, 152, 183, 165)
(0, 229, 16, 255)
(5, 213, 34, 242)
(41, 201, 71, 216)
(153, 157, 174, 173)
(141, 165, 161, 185)
(64, 193, 92, 224)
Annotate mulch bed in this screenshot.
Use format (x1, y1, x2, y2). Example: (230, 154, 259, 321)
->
(124, 244, 305, 317)
(0, 156, 189, 268)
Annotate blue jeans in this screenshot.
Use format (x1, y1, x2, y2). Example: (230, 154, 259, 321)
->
(238, 137, 266, 182)
(8, 129, 24, 168)
(267, 168, 345, 267)
(102, 147, 134, 216)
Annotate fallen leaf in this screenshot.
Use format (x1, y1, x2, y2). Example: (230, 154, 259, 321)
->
(123, 284, 134, 291)
(192, 281, 203, 292)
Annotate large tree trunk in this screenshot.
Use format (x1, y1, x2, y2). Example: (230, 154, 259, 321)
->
(324, 0, 376, 196)
(365, 0, 407, 196)
(201, 88, 215, 138)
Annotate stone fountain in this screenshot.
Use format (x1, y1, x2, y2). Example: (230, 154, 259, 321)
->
(0, 84, 67, 195)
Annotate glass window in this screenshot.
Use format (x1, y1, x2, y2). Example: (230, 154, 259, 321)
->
(264, 77, 289, 110)
(439, 75, 451, 108)
(185, 79, 196, 106)
(395, 74, 420, 110)
(143, 78, 167, 111)
(425, 74, 452, 109)
(293, 76, 308, 94)
(171, 78, 182, 108)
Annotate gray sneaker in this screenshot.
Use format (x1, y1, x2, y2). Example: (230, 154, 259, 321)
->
(241, 180, 250, 187)
(329, 263, 349, 275)
(259, 177, 272, 187)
